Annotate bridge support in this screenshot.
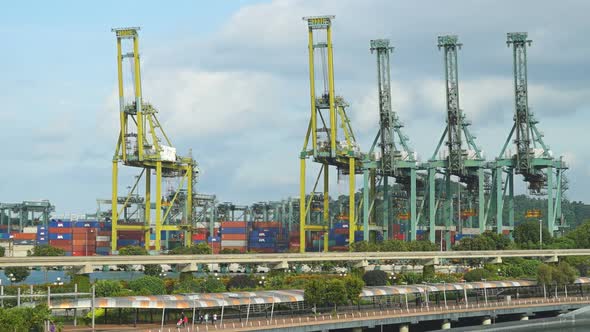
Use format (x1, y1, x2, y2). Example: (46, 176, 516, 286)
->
(74, 264, 93, 275)
(355, 260, 369, 269)
(441, 320, 451, 329)
(399, 323, 409, 332)
(352, 328, 363, 332)
(489, 257, 502, 264)
(545, 255, 558, 263)
(482, 317, 492, 325)
(424, 257, 439, 266)
(179, 262, 198, 273)
(273, 261, 289, 270)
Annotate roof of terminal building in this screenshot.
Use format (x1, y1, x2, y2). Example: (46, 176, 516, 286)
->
(50, 278, 573, 310)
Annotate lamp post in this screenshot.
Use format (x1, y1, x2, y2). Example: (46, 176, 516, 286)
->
(482, 279, 488, 305)
(539, 218, 543, 250)
(53, 277, 63, 287)
(158, 272, 167, 279)
(258, 276, 266, 288)
(442, 281, 448, 308)
(9, 273, 15, 286)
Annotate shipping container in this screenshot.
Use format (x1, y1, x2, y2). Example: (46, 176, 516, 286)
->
(49, 221, 72, 228)
(220, 221, 247, 228)
(49, 227, 72, 234)
(220, 246, 247, 253)
(221, 227, 247, 235)
(11, 233, 36, 240)
(221, 234, 247, 241)
(49, 233, 72, 240)
(252, 222, 281, 229)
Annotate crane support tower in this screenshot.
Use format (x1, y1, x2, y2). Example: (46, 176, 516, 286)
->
(493, 32, 567, 235)
(428, 35, 487, 248)
(110, 27, 197, 253)
(299, 16, 364, 253)
(362, 39, 418, 242)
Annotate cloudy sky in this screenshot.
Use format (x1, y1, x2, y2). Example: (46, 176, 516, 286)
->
(0, 0, 588, 215)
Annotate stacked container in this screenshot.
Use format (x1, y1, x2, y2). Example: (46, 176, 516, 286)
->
(220, 221, 247, 253)
(329, 222, 349, 251)
(48, 219, 73, 255)
(249, 221, 283, 253)
(289, 228, 300, 252)
(72, 221, 97, 256)
(117, 230, 144, 249)
(0, 224, 9, 240)
(208, 236, 221, 254)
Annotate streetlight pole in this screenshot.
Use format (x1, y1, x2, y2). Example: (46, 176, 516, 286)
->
(539, 218, 543, 250)
(482, 279, 488, 305)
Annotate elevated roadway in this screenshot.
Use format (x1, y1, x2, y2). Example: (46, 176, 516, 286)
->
(1, 249, 589, 272)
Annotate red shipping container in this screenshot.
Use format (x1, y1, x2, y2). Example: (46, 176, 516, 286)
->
(72, 228, 95, 234)
(98, 231, 111, 236)
(253, 222, 281, 229)
(73, 251, 94, 256)
(73, 245, 96, 252)
(73, 240, 96, 247)
(49, 228, 72, 234)
(220, 221, 247, 228)
(333, 228, 348, 235)
(192, 233, 206, 241)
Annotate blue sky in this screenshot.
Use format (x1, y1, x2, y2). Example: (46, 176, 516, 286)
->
(1, 0, 588, 215)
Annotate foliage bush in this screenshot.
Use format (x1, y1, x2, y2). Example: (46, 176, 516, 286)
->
(343, 276, 365, 305)
(95, 280, 124, 297)
(362, 270, 388, 286)
(128, 276, 166, 295)
(143, 264, 162, 277)
(4, 267, 30, 283)
(168, 243, 211, 255)
(226, 275, 257, 290)
(0, 305, 52, 332)
(463, 268, 493, 282)
(27, 245, 65, 256)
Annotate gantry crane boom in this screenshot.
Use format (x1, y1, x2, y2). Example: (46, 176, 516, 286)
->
(110, 27, 196, 252)
(362, 39, 418, 241)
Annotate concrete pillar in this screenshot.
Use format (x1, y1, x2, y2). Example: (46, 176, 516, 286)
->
(352, 328, 363, 332)
(441, 320, 451, 329)
(520, 315, 529, 321)
(482, 317, 492, 325)
(399, 323, 409, 332)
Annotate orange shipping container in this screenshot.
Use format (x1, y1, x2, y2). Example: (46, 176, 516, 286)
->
(49, 228, 72, 234)
(220, 221, 247, 228)
(221, 234, 247, 240)
(253, 222, 281, 229)
(73, 240, 96, 246)
(72, 228, 96, 234)
(11, 233, 36, 240)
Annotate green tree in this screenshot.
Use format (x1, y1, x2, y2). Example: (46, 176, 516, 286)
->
(128, 276, 166, 295)
(27, 245, 65, 256)
(4, 266, 30, 283)
(226, 275, 256, 290)
(422, 265, 436, 281)
(324, 279, 347, 310)
(304, 279, 325, 309)
(118, 245, 148, 255)
(0, 246, 5, 257)
(399, 272, 422, 285)
(0, 305, 52, 332)
(95, 280, 124, 297)
(169, 243, 212, 255)
(566, 221, 590, 248)
(536, 264, 553, 286)
(143, 264, 162, 277)
(463, 268, 493, 282)
(514, 221, 552, 247)
(362, 270, 388, 286)
(407, 240, 438, 252)
(381, 240, 408, 252)
(343, 276, 364, 305)
(199, 277, 226, 293)
(554, 262, 577, 285)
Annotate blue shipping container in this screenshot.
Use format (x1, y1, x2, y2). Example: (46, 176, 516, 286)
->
(221, 228, 247, 235)
(208, 236, 220, 243)
(37, 226, 47, 231)
(49, 221, 72, 228)
(117, 239, 140, 246)
(49, 233, 72, 240)
(73, 221, 100, 228)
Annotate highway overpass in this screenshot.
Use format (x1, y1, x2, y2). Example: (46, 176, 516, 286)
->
(1, 249, 589, 273)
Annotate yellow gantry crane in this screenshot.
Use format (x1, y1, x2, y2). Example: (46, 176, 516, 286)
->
(299, 16, 364, 253)
(111, 27, 196, 253)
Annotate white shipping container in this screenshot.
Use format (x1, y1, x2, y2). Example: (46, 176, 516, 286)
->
(96, 236, 111, 242)
(222, 240, 247, 247)
(23, 227, 38, 234)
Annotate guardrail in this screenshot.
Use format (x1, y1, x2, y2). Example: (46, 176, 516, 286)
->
(0, 249, 588, 268)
